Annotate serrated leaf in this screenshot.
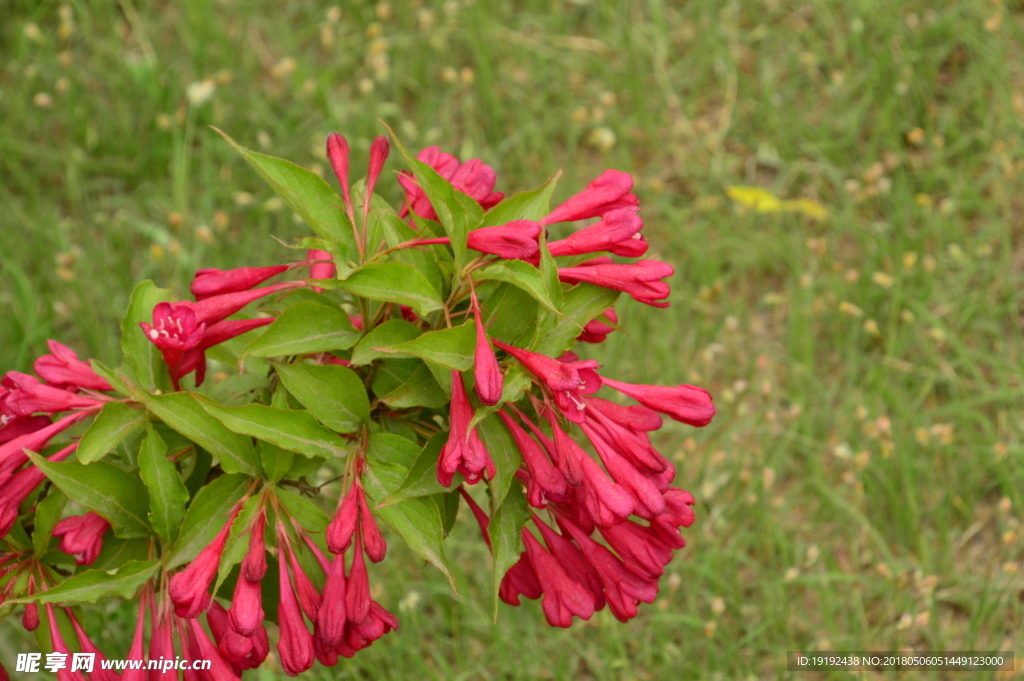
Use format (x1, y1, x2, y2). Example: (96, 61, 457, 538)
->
(130, 390, 259, 477)
(198, 400, 350, 460)
(479, 283, 538, 344)
(380, 213, 447, 297)
(77, 402, 145, 464)
(383, 122, 483, 270)
(15, 560, 159, 605)
(165, 474, 249, 569)
(33, 489, 66, 557)
(241, 301, 360, 358)
(318, 262, 443, 316)
(379, 362, 449, 409)
(138, 425, 188, 545)
(214, 128, 357, 257)
(121, 281, 171, 392)
(260, 442, 294, 484)
(91, 537, 149, 571)
(477, 414, 521, 511)
(377, 323, 475, 371)
(481, 173, 560, 226)
(378, 432, 450, 507)
(489, 485, 528, 619)
(272, 362, 369, 433)
(475, 260, 560, 316)
(275, 488, 331, 535)
(26, 453, 151, 538)
(89, 361, 131, 397)
(350, 320, 421, 366)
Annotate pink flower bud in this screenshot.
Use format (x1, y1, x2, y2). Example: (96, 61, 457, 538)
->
(0, 411, 84, 487)
(601, 377, 715, 426)
(22, 602, 39, 631)
(471, 292, 503, 406)
(120, 596, 148, 681)
(185, 617, 245, 681)
(345, 532, 371, 626)
(576, 453, 635, 528)
(33, 341, 112, 391)
(68, 608, 117, 681)
(315, 555, 347, 648)
(148, 610, 175, 681)
(0, 415, 51, 446)
(466, 220, 541, 261)
(521, 528, 595, 628)
(364, 136, 390, 224)
(277, 545, 314, 676)
(228, 574, 264, 637)
(584, 408, 667, 476)
(437, 371, 495, 487)
(458, 486, 491, 549)
(548, 208, 646, 258)
(580, 422, 664, 518)
(540, 409, 585, 487)
(326, 483, 359, 554)
(499, 552, 542, 605)
(307, 249, 336, 282)
(558, 258, 673, 308)
(326, 133, 356, 222)
(283, 541, 322, 625)
(241, 510, 267, 581)
(586, 396, 662, 432)
(498, 410, 565, 497)
(493, 341, 600, 423)
(46, 603, 89, 681)
(358, 490, 386, 563)
(53, 512, 110, 565)
(542, 170, 638, 225)
(168, 506, 239, 618)
(190, 265, 290, 300)
(576, 308, 618, 344)
(187, 281, 304, 326)
(398, 146, 502, 221)
(599, 519, 674, 581)
(532, 515, 605, 611)
(1, 372, 106, 417)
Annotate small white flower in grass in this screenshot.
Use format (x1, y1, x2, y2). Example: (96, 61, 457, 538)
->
(186, 79, 216, 106)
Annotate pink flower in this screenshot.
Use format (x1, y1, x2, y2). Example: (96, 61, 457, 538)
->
(0, 415, 51, 446)
(437, 371, 495, 487)
(560, 517, 658, 622)
(358, 489, 387, 563)
(521, 527, 595, 627)
(542, 170, 638, 225)
(52, 512, 110, 565)
(241, 510, 267, 581)
(284, 540, 323, 624)
(168, 505, 240, 618)
(557, 258, 673, 308)
(472, 292, 503, 406)
(190, 265, 290, 300)
(584, 406, 667, 475)
(459, 486, 491, 549)
(548, 208, 647, 258)
(185, 617, 244, 681)
(601, 377, 715, 426)
(492, 341, 600, 422)
(575, 451, 636, 528)
(499, 552, 543, 605)
(22, 601, 39, 631)
(576, 308, 618, 344)
(649, 487, 696, 549)
(148, 610, 176, 681)
(579, 421, 665, 518)
(67, 608, 117, 681)
(33, 341, 112, 391)
(467, 221, 541, 261)
(0, 412, 85, 487)
(46, 603, 89, 681)
(277, 544, 315, 676)
(0, 443, 77, 539)
(120, 596, 148, 681)
(345, 531, 371, 626)
(498, 410, 565, 498)
(186, 281, 304, 326)
(364, 136, 390, 224)
(599, 519, 674, 580)
(585, 396, 662, 432)
(307, 249, 336, 282)
(399, 146, 503, 221)
(1, 372, 107, 417)
(531, 515, 605, 611)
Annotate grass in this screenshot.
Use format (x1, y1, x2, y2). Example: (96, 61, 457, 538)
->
(2, 0, 1024, 678)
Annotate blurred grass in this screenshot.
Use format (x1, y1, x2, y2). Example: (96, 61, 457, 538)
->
(2, 0, 1024, 678)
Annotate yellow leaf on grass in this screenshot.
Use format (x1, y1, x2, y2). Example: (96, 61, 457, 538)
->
(725, 185, 828, 220)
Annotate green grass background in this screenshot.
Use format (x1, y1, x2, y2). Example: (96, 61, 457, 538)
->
(2, 0, 1023, 678)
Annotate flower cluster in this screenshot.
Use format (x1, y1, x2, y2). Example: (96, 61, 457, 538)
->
(0, 126, 714, 679)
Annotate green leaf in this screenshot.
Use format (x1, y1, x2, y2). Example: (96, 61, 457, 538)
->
(33, 489, 67, 557)
(379, 362, 449, 409)
(88, 360, 132, 397)
(371, 358, 420, 397)
(475, 260, 560, 316)
(272, 362, 369, 433)
(365, 433, 420, 484)
(260, 441, 294, 484)
(320, 262, 443, 316)
(481, 173, 560, 226)
(214, 128, 356, 259)
(350, 320, 421, 366)
(131, 390, 259, 477)
(91, 537, 149, 571)
(384, 123, 483, 270)
(285, 455, 325, 480)
(489, 485, 529, 619)
(121, 281, 171, 392)
(241, 301, 360, 359)
(27, 453, 151, 538)
(198, 400, 350, 460)
(138, 425, 188, 545)
(378, 432, 451, 507)
(477, 414, 521, 511)
(479, 283, 538, 344)
(275, 488, 331, 535)
(77, 402, 145, 465)
(533, 283, 620, 356)
(380, 213, 447, 298)
(165, 474, 249, 569)
(16, 560, 159, 605)
(377, 322, 475, 371)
